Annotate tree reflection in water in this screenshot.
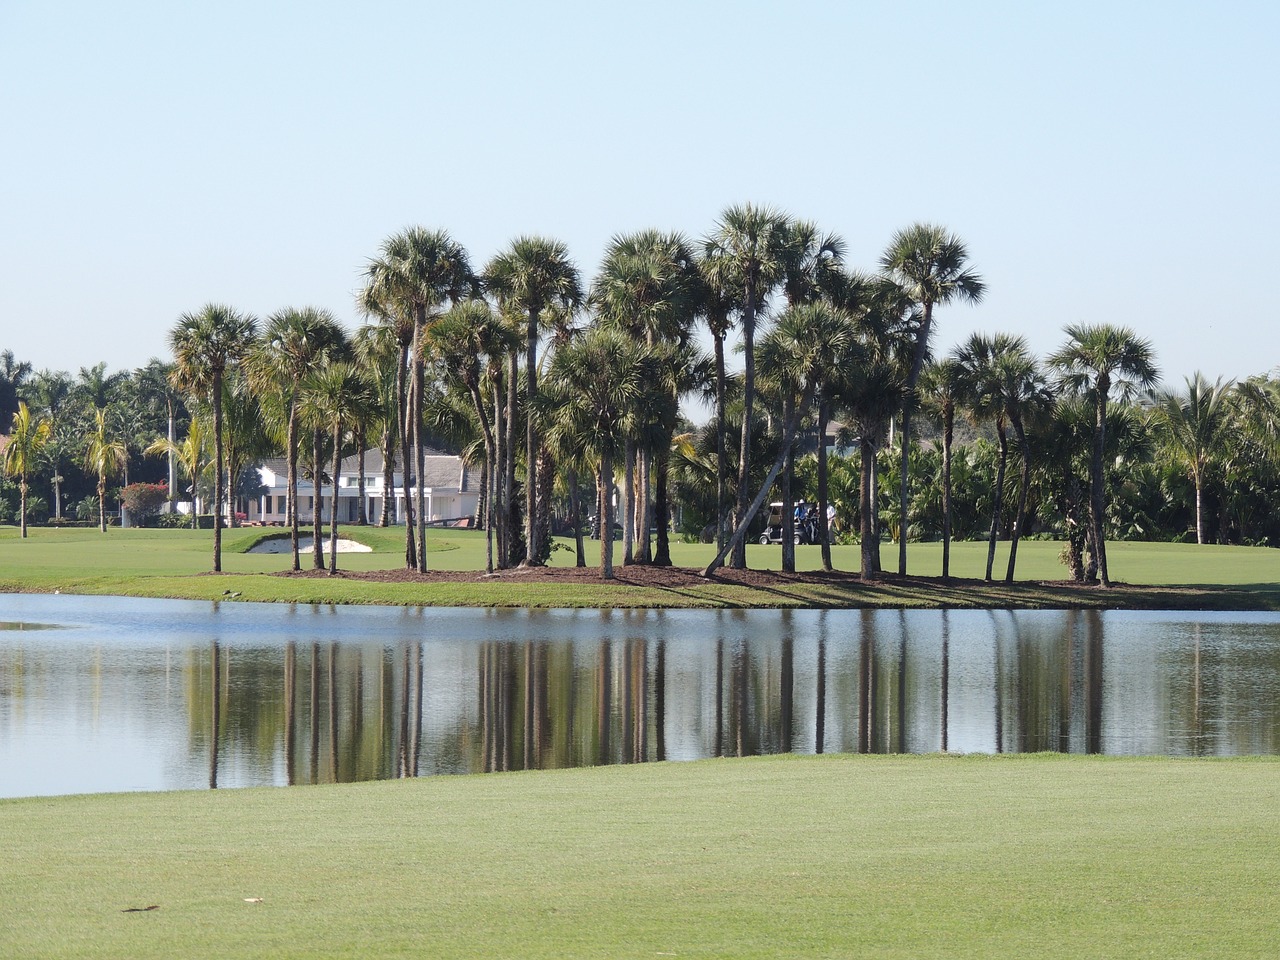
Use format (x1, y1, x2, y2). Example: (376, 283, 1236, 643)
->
(14, 606, 1271, 794)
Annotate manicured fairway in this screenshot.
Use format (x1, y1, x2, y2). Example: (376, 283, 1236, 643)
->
(2, 525, 1278, 608)
(2, 755, 1277, 959)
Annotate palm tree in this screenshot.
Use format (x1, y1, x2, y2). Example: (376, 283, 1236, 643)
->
(0, 350, 33, 425)
(83, 408, 127, 533)
(839, 356, 905, 580)
(26, 370, 73, 519)
(4, 402, 52, 537)
(74, 362, 126, 413)
(247, 307, 348, 571)
(704, 203, 790, 569)
(352, 323, 403, 529)
(425, 301, 511, 573)
(695, 251, 739, 552)
(880, 224, 985, 575)
(919, 357, 967, 580)
(704, 303, 848, 577)
(298, 360, 377, 574)
(592, 230, 703, 564)
(1154, 373, 1235, 545)
(1048, 323, 1159, 585)
(146, 418, 207, 529)
(484, 236, 582, 567)
(366, 227, 477, 571)
(956, 333, 1039, 582)
(168, 303, 258, 571)
(544, 325, 653, 579)
(134, 360, 183, 508)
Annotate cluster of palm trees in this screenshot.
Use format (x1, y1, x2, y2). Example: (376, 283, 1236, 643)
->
(1, 354, 175, 535)
(6, 204, 1280, 585)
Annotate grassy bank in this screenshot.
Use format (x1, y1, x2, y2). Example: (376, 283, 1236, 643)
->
(1, 525, 1279, 608)
(2, 754, 1277, 959)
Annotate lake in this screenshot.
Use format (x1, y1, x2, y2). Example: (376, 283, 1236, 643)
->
(2, 595, 1278, 797)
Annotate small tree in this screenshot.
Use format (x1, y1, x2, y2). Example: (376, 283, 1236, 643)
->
(3, 401, 52, 537)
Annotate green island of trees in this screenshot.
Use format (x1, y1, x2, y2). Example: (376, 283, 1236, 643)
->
(4, 207, 1280, 595)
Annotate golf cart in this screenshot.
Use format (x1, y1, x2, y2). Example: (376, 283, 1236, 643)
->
(758, 502, 820, 545)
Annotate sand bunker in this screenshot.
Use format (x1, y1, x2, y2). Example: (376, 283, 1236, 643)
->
(249, 536, 372, 554)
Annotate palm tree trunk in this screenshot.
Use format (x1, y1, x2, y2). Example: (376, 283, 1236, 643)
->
(329, 424, 342, 575)
(985, 419, 1008, 582)
(506, 347, 520, 567)
(212, 372, 224, 571)
(1090, 383, 1111, 585)
(1005, 416, 1032, 583)
(166, 399, 177, 508)
(860, 436, 878, 579)
(524, 305, 540, 565)
(714, 331, 728, 552)
(621, 443, 634, 565)
(1195, 470, 1205, 545)
(941, 407, 954, 581)
(396, 342, 416, 569)
(600, 458, 615, 579)
(899, 301, 933, 576)
(781, 396, 797, 574)
(817, 398, 832, 571)
(379, 427, 394, 528)
(19, 478, 28, 538)
(570, 467, 586, 568)
(733, 298, 757, 570)
(413, 312, 427, 572)
(356, 430, 368, 525)
(287, 405, 301, 570)
(311, 428, 325, 570)
(654, 451, 672, 566)
(704, 390, 807, 578)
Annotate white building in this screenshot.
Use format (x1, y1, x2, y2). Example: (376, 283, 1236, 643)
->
(243, 448, 478, 526)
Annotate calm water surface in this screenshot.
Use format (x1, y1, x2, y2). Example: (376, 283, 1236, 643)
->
(2, 594, 1279, 797)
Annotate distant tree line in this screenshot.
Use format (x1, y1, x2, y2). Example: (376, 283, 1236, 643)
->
(4, 204, 1279, 583)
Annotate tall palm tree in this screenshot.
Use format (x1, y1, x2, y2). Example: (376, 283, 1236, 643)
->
(704, 203, 790, 568)
(365, 227, 476, 571)
(1154, 373, 1235, 545)
(956, 333, 1037, 582)
(425, 301, 511, 573)
(83, 408, 127, 533)
(704, 302, 848, 577)
(3, 402, 51, 537)
(592, 230, 702, 564)
(168, 303, 258, 571)
(544, 325, 654, 579)
(1048, 323, 1159, 585)
(298, 360, 377, 574)
(352, 323, 403, 529)
(880, 224, 985, 575)
(247, 307, 347, 571)
(484, 236, 582, 567)
(695, 251, 739, 552)
(839, 356, 905, 580)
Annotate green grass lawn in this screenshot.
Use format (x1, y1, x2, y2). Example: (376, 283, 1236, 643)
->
(2, 754, 1277, 959)
(2, 525, 1279, 608)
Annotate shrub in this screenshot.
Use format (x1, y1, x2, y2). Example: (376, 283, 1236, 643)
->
(120, 482, 168, 521)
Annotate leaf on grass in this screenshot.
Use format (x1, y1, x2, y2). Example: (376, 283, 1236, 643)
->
(121, 905, 160, 913)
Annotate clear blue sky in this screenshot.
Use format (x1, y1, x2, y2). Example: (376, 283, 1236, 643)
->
(2, 1, 1277, 389)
